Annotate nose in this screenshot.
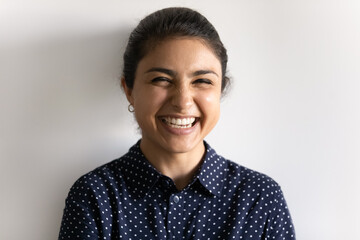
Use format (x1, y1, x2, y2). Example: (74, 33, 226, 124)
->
(170, 84, 194, 111)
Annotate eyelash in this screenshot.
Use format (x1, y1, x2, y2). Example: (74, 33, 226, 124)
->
(151, 77, 213, 85)
(151, 77, 171, 83)
(193, 79, 213, 85)
(150, 77, 172, 87)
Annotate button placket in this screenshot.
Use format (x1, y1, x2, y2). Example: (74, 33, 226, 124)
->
(167, 193, 183, 238)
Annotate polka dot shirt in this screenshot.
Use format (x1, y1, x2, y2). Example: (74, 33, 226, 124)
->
(59, 141, 295, 239)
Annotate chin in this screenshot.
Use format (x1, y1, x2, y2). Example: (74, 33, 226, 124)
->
(162, 138, 203, 154)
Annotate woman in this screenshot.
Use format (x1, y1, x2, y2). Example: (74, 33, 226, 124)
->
(59, 7, 295, 239)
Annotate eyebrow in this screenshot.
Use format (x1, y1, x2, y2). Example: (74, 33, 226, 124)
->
(145, 67, 176, 76)
(192, 70, 219, 77)
(145, 67, 219, 77)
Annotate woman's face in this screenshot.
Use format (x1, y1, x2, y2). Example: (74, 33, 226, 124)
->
(124, 38, 222, 155)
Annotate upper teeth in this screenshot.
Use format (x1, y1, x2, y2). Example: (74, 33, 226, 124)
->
(164, 117, 196, 126)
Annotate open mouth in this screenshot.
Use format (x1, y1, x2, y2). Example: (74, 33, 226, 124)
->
(160, 117, 198, 129)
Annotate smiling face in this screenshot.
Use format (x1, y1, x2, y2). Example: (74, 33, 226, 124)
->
(123, 37, 222, 156)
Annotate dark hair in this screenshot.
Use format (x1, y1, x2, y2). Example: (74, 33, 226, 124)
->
(122, 7, 230, 93)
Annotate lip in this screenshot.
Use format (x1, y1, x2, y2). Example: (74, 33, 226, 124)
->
(158, 114, 199, 119)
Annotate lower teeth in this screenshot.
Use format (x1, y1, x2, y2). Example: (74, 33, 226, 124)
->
(167, 123, 192, 128)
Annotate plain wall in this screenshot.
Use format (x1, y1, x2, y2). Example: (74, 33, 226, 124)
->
(1, 0, 359, 239)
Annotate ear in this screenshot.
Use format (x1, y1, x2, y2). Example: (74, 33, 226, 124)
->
(121, 77, 134, 105)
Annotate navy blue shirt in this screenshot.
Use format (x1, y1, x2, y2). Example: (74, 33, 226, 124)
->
(59, 141, 295, 239)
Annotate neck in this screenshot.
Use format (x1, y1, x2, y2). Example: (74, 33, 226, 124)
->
(140, 139, 205, 191)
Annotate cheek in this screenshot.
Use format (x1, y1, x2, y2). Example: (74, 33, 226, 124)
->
(133, 88, 168, 118)
(199, 91, 221, 119)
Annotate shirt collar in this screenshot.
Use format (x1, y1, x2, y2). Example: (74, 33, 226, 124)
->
(120, 140, 161, 198)
(196, 141, 227, 197)
(120, 140, 227, 198)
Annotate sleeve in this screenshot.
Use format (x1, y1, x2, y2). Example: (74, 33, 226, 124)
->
(58, 179, 99, 240)
(267, 186, 296, 240)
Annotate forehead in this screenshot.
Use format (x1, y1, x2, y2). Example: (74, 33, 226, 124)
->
(137, 37, 222, 74)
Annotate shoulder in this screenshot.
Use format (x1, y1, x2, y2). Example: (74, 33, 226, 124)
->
(221, 157, 284, 198)
(223, 158, 292, 220)
(203, 142, 283, 197)
(221, 159, 296, 238)
(67, 157, 127, 200)
(75, 158, 120, 184)
(67, 141, 151, 198)
(228, 159, 279, 185)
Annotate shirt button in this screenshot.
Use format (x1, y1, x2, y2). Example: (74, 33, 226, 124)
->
(173, 195, 180, 203)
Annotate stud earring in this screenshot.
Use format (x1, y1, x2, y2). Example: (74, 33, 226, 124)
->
(128, 104, 135, 113)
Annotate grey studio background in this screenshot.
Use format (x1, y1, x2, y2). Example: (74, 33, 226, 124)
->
(1, 1, 359, 239)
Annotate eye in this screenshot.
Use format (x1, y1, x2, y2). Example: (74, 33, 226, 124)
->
(151, 77, 172, 86)
(193, 78, 213, 85)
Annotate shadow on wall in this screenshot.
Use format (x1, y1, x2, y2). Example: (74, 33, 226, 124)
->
(1, 27, 137, 240)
